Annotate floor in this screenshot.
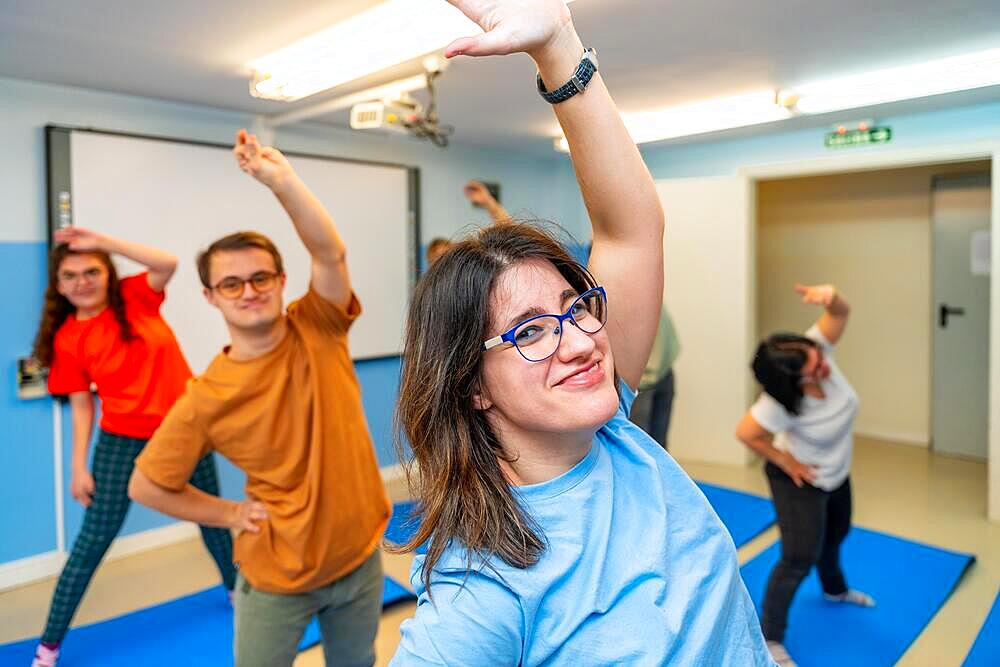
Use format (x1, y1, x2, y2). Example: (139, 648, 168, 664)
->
(1, 437, 996, 666)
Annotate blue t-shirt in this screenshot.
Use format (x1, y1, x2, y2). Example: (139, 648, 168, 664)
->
(391, 384, 774, 666)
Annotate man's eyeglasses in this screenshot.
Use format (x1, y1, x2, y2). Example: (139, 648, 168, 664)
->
(212, 271, 281, 299)
(482, 287, 608, 362)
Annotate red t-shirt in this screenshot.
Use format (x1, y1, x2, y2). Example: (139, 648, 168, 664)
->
(47, 273, 193, 439)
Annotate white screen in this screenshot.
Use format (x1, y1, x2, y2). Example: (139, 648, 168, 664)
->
(69, 131, 414, 373)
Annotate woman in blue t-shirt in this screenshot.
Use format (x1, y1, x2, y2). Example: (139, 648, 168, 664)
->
(736, 283, 876, 667)
(388, 1, 774, 665)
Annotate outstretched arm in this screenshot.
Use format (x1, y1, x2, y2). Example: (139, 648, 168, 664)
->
(464, 180, 511, 223)
(233, 129, 352, 309)
(54, 227, 178, 292)
(445, 0, 664, 389)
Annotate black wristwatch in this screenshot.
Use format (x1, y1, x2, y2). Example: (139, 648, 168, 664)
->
(536, 48, 599, 104)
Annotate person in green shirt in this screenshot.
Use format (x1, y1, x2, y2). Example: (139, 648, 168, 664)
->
(629, 305, 680, 448)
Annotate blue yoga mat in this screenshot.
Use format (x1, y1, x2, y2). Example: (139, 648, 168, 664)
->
(385, 484, 774, 554)
(963, 587, 1000, 666)
(694, 481, 776, 547)
(0, 576, 415, 666)
(384, 500, 425, 554)
(741, 526, 974, 667)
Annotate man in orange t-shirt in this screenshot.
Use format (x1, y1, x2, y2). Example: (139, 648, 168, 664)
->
(129, 130, 390, 667)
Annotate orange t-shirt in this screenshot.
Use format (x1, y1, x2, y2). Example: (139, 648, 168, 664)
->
(47, 273, 192, 439)
(135, 288, 391, 594)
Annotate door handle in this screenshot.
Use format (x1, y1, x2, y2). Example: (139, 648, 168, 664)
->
(939, 303, 966, 328)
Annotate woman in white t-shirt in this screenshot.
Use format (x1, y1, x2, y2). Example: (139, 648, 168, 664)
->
(736, 283, 875, 667)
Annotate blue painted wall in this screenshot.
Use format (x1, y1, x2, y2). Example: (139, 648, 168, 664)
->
(0, 243, 56, 563)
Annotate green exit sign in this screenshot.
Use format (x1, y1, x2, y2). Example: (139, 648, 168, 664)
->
(825, 126, 892, 148)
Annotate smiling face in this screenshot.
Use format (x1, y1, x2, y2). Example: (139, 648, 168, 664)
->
(202, 247, 286, 333)
(55, 253, 110, 317)
(477, 258, 619, 444)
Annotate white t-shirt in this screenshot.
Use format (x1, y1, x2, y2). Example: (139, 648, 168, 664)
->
(750, 325, 859, 491)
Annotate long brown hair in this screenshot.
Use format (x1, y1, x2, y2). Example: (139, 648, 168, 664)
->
(393, 222, 601, 592)
(32, 244, 133, 368)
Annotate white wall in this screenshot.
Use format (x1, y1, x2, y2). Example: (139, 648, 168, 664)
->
(657, 176, 755, 466)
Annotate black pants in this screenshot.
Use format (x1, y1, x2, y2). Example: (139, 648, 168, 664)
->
(41, 431, 236, 644)
(628, 369, 675, 449)
(761, 462, 852, 643)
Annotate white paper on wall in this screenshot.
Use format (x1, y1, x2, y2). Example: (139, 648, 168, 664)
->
(971, 230, 991, 276)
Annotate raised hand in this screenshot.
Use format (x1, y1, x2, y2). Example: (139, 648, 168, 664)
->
(463, 180, 495, 207)
(54, 227, 108, 253)
(795, 283, 837, 308)
(233, 129, 294, 191)
(443, 0, 573, 60)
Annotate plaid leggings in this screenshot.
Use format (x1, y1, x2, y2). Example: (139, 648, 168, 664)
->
(41, 430, 236, 644)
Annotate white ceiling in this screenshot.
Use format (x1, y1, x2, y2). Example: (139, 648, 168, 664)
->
(3, 0, 1000, 154)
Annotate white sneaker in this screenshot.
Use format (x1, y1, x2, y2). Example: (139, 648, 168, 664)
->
(766, 640, 797, 667)
(31, 643, 59, 667)
(824, 588, 876, 607)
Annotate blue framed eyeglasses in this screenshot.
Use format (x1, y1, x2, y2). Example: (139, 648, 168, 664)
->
(482, 286, 608, 362)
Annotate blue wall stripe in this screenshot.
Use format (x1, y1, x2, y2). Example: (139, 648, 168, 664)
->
(0, 243, 57, 562)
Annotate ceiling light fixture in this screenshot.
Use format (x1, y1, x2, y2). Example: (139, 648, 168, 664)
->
(554, 89, 789, 152)
(249, 0, 575, 102)
(791, 47, 1000, 114)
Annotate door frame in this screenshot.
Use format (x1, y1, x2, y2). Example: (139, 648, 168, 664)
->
(738, 141, 1000, 521)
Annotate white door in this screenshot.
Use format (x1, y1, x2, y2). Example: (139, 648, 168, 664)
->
(931, 173, 991, 459)
(655, 176, 754, 466)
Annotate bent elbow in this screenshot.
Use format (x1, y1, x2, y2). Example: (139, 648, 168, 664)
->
(127, 470, 149, 504)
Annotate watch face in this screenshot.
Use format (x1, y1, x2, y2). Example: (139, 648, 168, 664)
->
(584, 48, 598, 69)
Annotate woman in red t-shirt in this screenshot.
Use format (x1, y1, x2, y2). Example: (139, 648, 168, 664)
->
(29, 227, 235, 667)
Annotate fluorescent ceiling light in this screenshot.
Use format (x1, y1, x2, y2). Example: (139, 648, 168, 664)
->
(794, 47, 1000, 114)
(554, 46, 1000, 152)
(250, 0, 574, 102)
(555, 90, 789, 151)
